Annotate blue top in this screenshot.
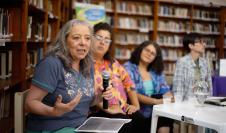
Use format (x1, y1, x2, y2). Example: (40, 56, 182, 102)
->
(143, 80, 155, 96)
(27, 56, 94, 131)
(124, 61, 170, 118)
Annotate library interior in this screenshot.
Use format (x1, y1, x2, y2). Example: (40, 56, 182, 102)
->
(0, 0, 226, 133)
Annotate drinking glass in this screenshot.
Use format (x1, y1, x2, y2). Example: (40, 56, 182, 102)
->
(193, 81, 210, 106)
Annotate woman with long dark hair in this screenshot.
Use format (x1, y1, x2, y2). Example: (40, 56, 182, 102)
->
(124, 41, 174, 133)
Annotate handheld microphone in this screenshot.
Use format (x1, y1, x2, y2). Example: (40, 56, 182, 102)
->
(102, 71, 110, 109)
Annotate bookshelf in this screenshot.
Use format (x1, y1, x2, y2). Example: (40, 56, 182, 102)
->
(85, 0, 153, 63)
(219, 7, 226, 58)
(0, 0, 71, 132)
(77, 0, 226, 78)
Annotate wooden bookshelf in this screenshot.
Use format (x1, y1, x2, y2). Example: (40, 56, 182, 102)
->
(0, 0, 71, 132)
(74, 0, 226, 84)
(73, 0, 226, 75)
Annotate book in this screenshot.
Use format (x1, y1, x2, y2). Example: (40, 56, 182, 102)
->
(204, 96, 226, 106)
(75, 117, 131, 133)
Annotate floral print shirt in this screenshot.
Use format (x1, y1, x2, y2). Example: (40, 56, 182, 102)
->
(94, 60, 135, 112)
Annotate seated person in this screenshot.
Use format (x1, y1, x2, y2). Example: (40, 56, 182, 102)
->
(173, 33, 213, 133)
(90, 22, 149, 133)
(124, 41, 174, 133)
(25, 19, 112, 133)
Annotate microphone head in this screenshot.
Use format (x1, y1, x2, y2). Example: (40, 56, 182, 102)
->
(102, 70, 110, 79)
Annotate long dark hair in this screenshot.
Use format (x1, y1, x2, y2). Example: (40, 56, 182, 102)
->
(93, 22, 114, 63)
(129, 41, 164, 74)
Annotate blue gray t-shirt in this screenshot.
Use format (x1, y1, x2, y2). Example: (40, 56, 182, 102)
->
(27, 56, 94, 131)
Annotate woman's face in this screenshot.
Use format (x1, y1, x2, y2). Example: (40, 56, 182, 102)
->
(66, 24, 91, 62)
(140, 44, 157, 64)
(92, 30, 111, 59)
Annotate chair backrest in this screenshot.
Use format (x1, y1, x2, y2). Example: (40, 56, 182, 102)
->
(14, 89, 29, 133)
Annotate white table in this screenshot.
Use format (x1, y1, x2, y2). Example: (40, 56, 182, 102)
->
(151, 101, 226, 133)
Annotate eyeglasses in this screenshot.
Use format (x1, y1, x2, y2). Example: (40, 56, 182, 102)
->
(94, 35, 112, 45)
(194, 39, 206, 45)
(143, 48, 156, 57)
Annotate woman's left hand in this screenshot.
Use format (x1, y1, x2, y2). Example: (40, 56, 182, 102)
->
(125, 105, 138, 115)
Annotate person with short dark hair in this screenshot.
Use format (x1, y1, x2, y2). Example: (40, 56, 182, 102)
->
(172, 32, 213, 133)
(124, 41, 174, 133)
(90, 22, 149, 133)
(173, 32, 212, 99)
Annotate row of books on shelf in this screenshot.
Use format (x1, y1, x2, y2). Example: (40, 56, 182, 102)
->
(27, 17, 55, 42)
(160, 0, 226, 6)
(27, 16, 44, 42)
(99, 1, 112, 12)
(115, 48, 131, 60)
(162, 50, 217, 75)
(157, 34, 183, 47)
(158, 21, 219, 34)
(29, 0, 44, 9)
(162, 49, 183, 61)
(116, 2, 152, 15)
(161, 49, 217, 61)
(192, 23, 219, 34)
(158, 21, 190, 33)
(106, 16, 114, 26)
(115, 47, 218, 62)
(26, 48, 43, 79)
(159, 6, 189, 18)
(164, 63, 176, 75)
(117, 17, 153, 31)
(0, 91, 10, 119)
(157, 34, 216, 48)
(0, 8, 13, 41)
(193, 9, 218, 21)
(0, 50, 12, 80)
(115, 33, 149, 45)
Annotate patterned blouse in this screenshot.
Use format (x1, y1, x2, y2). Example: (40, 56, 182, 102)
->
(172, 54, 212, 97)
(124, 61, 170, 118)
(94, 60, 135, 112)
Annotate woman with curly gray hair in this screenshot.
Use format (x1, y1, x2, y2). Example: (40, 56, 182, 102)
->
(25, 19, 112, 133)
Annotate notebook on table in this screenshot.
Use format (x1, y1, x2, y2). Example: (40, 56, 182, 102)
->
(75, 117, 131, 133)
(204, 96, 226, 106)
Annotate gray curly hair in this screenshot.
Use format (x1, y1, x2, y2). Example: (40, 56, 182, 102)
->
(46, 19, 93, 77)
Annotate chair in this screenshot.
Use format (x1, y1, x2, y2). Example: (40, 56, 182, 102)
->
(14, 89, 29, 133)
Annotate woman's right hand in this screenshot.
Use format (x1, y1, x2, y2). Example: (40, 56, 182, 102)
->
(52, 92, 82, 116)
(102, 85, 114, 100)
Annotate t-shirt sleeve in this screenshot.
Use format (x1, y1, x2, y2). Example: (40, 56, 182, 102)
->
(32, 56, 61, 93)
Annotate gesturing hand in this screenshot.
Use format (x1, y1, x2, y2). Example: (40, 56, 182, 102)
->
(52, 92, 82, 116)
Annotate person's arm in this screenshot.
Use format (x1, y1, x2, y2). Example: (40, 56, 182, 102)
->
(126, 90, 140, 115)
(137, 93, 163, 105)
(172, 60, 184, 93)
(25, 84, 82, 117)
(206, 60, 213, 95)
